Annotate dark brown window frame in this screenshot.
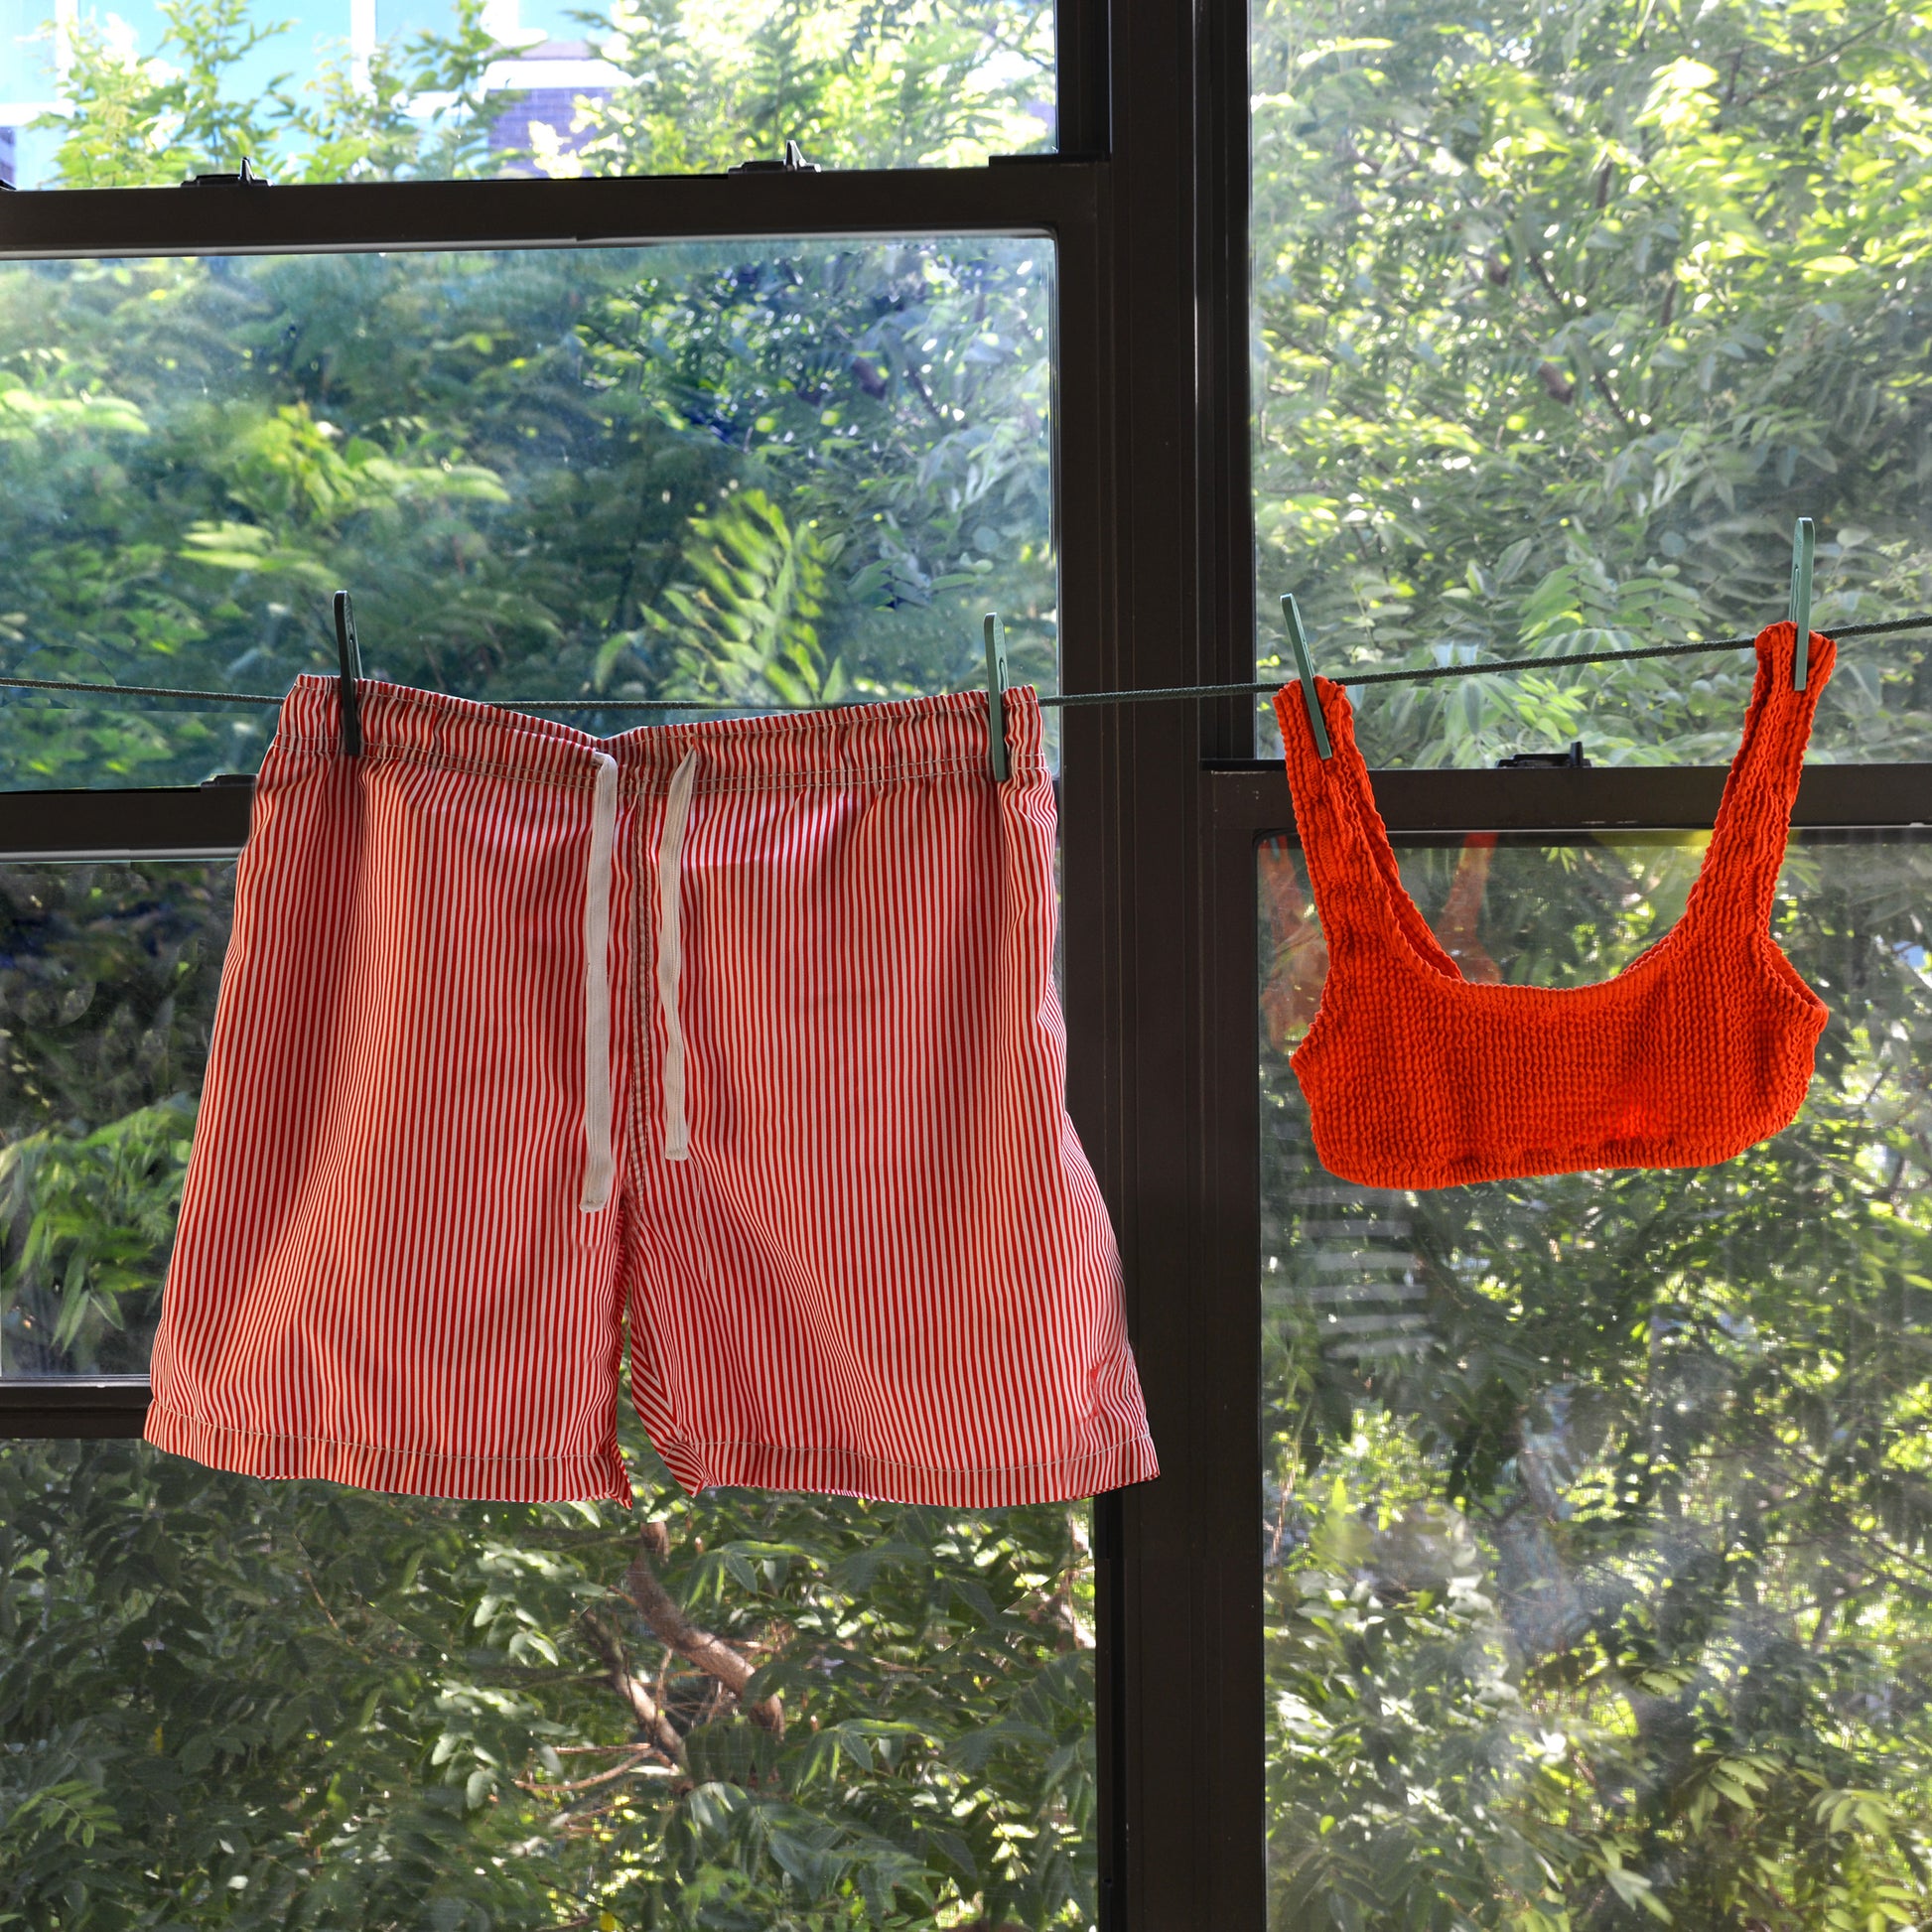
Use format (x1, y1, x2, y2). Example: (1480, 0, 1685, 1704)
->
(7, 0, 1932, 1921)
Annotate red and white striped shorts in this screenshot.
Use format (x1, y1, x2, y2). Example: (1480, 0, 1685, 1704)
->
(145, 676, 1158, 1507)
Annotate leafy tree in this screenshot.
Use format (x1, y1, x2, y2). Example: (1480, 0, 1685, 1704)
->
(0, 859, 228, 1376)
(1, 1432, 1097, 1928)
(1250, 0, 1932, 1911)
(0, 236, 1053, 790)
(39, 0, 1049, 189)
(1262, 834, 1932, 1928)
(610, 488, 849, 710)
(569, 0, 1052, 176)
(45, 0, 501, 190)
(1252, 0, 1932, 765)
(3, 0, 1056, 791)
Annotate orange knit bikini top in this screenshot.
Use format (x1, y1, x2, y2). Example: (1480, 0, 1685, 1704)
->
(1275, 621, 1835, 1189)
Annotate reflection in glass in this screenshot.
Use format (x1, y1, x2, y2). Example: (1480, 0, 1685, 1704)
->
(0, 239, 1055, 787)
(1260, 832, 1932, 1927)
(1249, 0, 1932, 763)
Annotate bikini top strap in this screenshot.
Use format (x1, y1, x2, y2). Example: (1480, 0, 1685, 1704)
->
(1280, 621, 1833, 963)
(1688, 621, 1836, 936)
(1275, 676, 1459, 974)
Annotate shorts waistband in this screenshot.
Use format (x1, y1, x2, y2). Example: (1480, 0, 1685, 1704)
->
(275, 676, 1046, 795)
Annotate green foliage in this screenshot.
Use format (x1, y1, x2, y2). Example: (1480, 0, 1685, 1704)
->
(1252, 0, 1932, 764)
(1262, 836, 1932, 1928)
(45, 0, 502, 188)
(0, 1096, 194, 1375)
(0, 859, 228, 1375)
(609, 488, 849, 709)
(1, 0, 1058, 791)
(37, 0, 1049, 190)
(0, 1437, 1095, 1928)
(0, 233, 1053, 789)
(0, 862, 228, 1141)
(572, 0, 1052, 176)
(0, 854, 1094, 1928)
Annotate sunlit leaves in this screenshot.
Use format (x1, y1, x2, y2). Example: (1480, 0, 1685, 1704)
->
(1261, 838, 1932, 1926)
(0, 1440, 1098, 1928)
(1251, 0, 1932, 765)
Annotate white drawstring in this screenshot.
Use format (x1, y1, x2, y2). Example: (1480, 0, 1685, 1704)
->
(580, 753, 620, 1212)
(657, 752, 700, 1162)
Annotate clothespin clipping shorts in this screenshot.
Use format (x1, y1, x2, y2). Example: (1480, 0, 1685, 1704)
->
(144, 677, 1159, 1507)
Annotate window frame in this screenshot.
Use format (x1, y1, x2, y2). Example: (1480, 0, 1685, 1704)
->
(7, 0, 1932, 1925)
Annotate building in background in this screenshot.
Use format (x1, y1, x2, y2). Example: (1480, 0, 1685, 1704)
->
(0, 0, 609, 187)
(483, 37, 618, 167)
(0, 0, 58, 190)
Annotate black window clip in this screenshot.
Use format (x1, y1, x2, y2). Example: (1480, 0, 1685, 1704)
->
(728, 140, 818, 175)
(183, 157, 270, 187)
(1496, 742, 1589, 769)
(334, 591, 363, 758)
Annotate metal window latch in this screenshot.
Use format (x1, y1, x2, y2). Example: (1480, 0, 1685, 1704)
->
(1496, 742, 1589, 769)
(728, 140, 818, 175)
(183, 157, 270, 187)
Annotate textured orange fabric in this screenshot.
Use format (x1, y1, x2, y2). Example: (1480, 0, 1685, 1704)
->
(1259, 833, 1502, 1051)
(1275, 621, 1835, 1188)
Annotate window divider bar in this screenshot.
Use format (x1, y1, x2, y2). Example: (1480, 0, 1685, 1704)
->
(1054, 0, 1113, 160)
(0, 163, 1101, 262)
(0, 1380, 150, 1437)
(0, 763, 1921, 861)
(1208, 759, 1932, 837)
(0, 785, 253, 858)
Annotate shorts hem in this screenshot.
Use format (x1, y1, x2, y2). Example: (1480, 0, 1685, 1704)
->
(657, 1431, 1162, 1506)
(143, 1404, 631, 1505)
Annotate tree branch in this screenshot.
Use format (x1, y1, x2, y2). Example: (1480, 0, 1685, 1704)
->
(1522, 249, 1632, 429)
(515, 1746, 663, 1795)
(1727, 10, 1909, 112)
(580, 1610, 685, 1761)
(899, 358, 949, 429)
(624, 1537, 786, 1734)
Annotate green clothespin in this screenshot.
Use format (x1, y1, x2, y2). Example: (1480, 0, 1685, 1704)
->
(1280, 593, 1332, 760)
(1789, 517, 1816, 691)
(984, 613, 1010, 782)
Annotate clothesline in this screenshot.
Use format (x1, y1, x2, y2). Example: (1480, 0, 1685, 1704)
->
(0, 614, 1925, 716)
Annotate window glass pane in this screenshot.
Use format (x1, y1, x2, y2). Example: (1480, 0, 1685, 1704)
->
(1260, 831, 1932, 1924)
(0, 0, 1053, 188)
(1251, 0, 1932, 762)
(0, 237, 1055, 788)
(0, 1435, 1097, 1927)
(0, 860, 230, 1377)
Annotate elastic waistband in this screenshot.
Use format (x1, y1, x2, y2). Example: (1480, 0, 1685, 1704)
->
(275, 676, 1046, 796)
